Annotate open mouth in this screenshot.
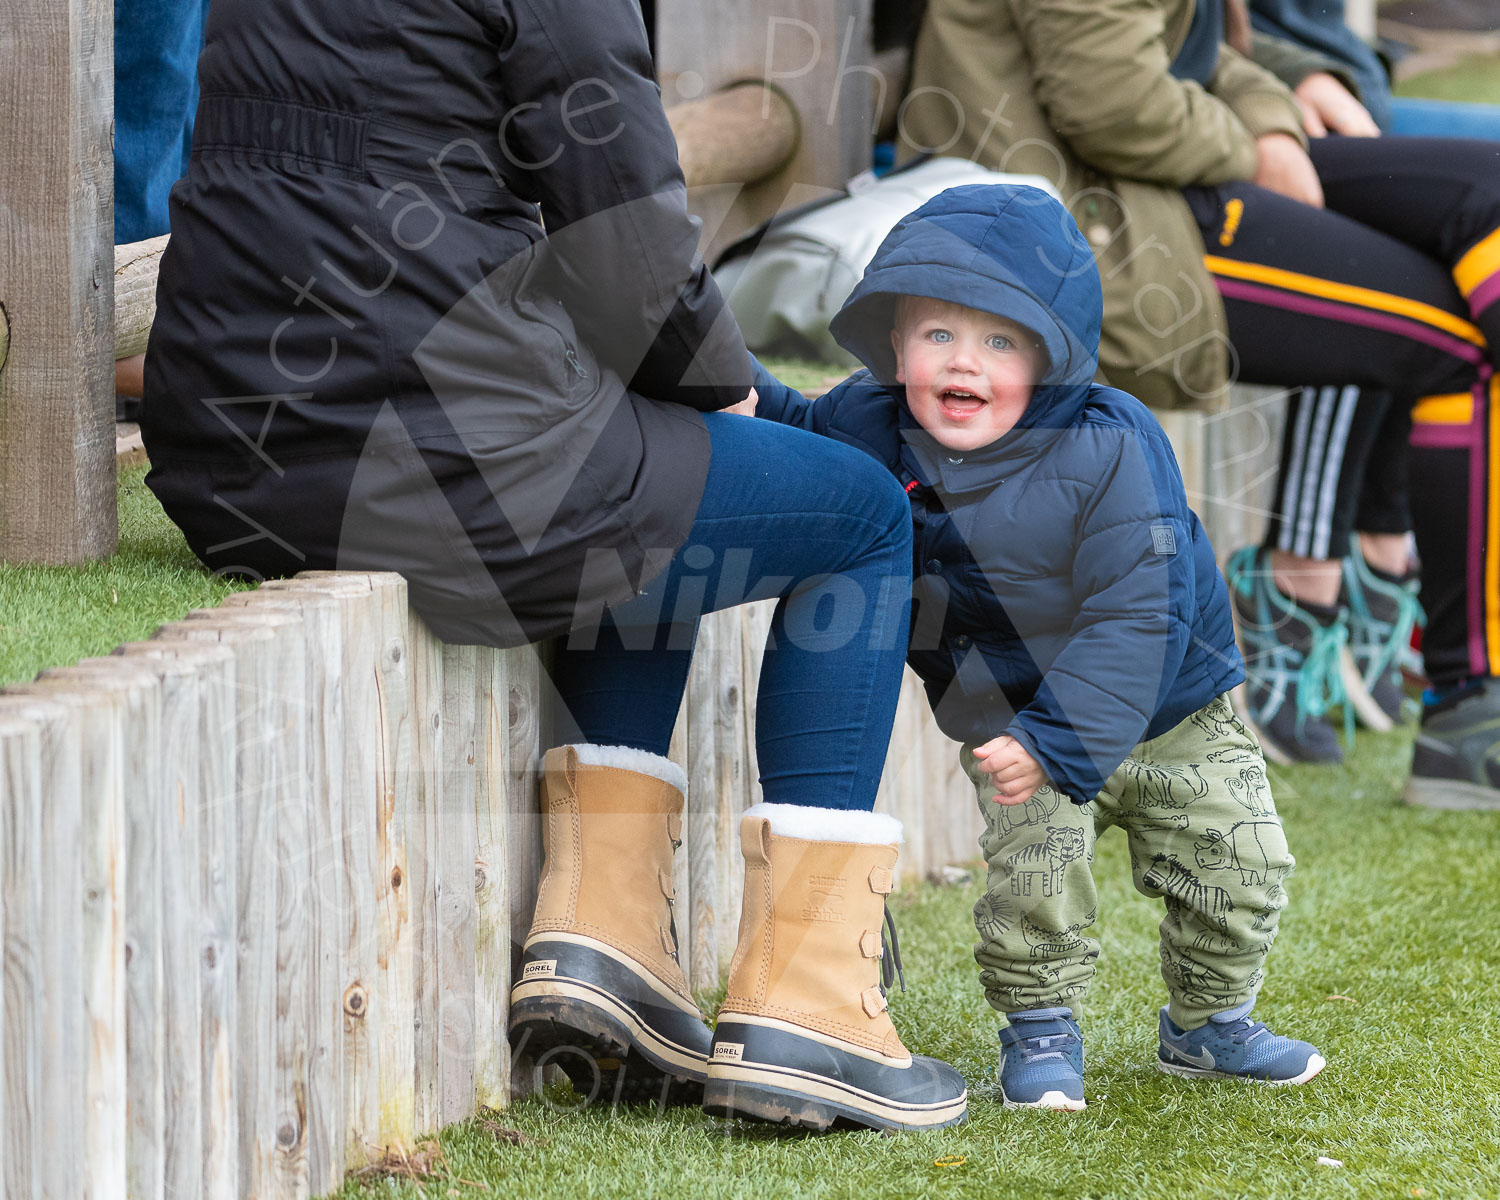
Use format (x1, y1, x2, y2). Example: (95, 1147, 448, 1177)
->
(937, 388, 987, 418)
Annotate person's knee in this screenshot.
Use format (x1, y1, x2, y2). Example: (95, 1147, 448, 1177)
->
(854, 455, 913, 553)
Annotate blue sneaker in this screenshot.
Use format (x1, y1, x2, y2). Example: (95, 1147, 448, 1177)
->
(1157, 1001, 1325, 1085)
(998, 1007, 1085, 1111)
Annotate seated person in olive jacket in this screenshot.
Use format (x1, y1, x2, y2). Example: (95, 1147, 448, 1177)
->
(752, 183, 1325, 1111)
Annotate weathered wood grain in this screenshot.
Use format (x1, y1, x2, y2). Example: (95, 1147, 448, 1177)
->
(8, 669, 141, 1200)
(474, 649, 511, 1109)
(437, 645, 480, 1126)
(89, 651, 206, 1200)
(712, 609, 751, 977)
(0, 0, 116, 563)
(113, 234, 168, 360)
(225, 587, 347, 1195)
(119, 637, 239, 1200)
(0, 700, 58, 1200)
(156, 611, 296, 1198)
(503, 645, 544, 1102)
(686, 615, 720, 992)
(406, 616, 444, 1135)
(263, 574, 383, 1169)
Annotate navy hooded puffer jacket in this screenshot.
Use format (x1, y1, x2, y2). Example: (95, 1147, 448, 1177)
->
(753, 184, 1244, 804)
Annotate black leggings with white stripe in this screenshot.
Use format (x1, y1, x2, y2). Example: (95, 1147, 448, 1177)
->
(1186, 135, 1500, 684)
(1267, 386, 1410, 561)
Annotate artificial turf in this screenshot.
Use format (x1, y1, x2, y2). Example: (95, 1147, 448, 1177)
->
(334, 724, 1500, 1200)
(0, 463, 252, 687)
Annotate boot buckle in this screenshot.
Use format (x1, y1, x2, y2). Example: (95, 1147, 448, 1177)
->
(861, 986, 888, 1018)
(859, 930, 883, 959)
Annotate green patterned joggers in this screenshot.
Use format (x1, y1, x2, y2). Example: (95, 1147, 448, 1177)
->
(963, 694, 1294, 1029)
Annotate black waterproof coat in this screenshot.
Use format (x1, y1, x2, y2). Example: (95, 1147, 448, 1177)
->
(141, 0, 750, 646)
(754, 185, 1245, 804)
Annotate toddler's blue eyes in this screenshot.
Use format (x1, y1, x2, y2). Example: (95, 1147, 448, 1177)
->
(987, 335, 1013, 351)
(930, 330, 952, 343)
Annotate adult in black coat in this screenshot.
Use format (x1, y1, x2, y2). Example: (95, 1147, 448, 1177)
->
(141, 0, 966, 1132)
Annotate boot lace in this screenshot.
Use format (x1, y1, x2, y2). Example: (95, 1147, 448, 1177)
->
(880, 903, 906, 996)
(666, 828, 683, 964)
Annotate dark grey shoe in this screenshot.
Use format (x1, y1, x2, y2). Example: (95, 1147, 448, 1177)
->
(1407, 683, 1500, 810)
(1225, 547, 1349, 765)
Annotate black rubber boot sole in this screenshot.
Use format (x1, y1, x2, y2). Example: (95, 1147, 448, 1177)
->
(510, 994, 706, 1108)
(703, 1076, 854, 1131)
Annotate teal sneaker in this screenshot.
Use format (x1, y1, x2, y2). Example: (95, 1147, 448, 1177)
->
(998, 1008, 1085, 1111)
(1340, 548, 1423, 732)
(1406, 681, 1500, 810)
(1225, 546, 1351, 765)
(1157, 1002, 1325, 1085)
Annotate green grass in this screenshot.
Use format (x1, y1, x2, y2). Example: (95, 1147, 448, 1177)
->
(0, 463, 251, 686)
(333, 729, 1500, 1200)
(1394, 55, 1500, 105)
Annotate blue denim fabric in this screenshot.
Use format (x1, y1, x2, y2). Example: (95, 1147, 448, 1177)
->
(1390, 98, 1500, 143)
(115, 0, 208, 242)
(550, 412, 914, 810)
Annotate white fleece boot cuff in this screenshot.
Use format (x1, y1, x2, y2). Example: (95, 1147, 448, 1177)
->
(568, 743, 688, 796)
(743, 802, 903, 845)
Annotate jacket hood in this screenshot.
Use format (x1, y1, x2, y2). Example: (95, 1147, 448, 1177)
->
(830, 183, 1102, 434)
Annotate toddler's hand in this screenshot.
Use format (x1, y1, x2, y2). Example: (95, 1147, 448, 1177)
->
(973, 734, 1046, 806)
(722, 386, 759, 417)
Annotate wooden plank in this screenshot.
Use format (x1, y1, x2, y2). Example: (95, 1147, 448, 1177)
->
(0, 0, 116, 563)
(224, 587, 347, 1195)
(11, 666, 146, 1200)
(685, 615, 719, 992)
(119, 638, 239, 1200)
(156, 610, 297, 1198)
(406, 615, 444, 1135)
(437, 645, 480, 1126)
(474, 649, 511, 1110)
(0, 701, 56, 1200)
(91, 651, 206, 1200)
(714, 609, 750, 979)
(263, 574, 383, 1169)
(504, 645, 544, 1102)
(366, 576, 417, 1152)
(655, 0, 875, 255)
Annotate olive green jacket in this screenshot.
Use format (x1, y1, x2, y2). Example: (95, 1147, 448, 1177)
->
(901, 0, 1305, 410)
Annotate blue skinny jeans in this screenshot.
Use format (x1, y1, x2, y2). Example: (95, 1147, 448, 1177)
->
(550, 412, 913, 811)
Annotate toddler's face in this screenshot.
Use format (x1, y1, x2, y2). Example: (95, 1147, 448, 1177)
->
(890, 297, 1045, 452)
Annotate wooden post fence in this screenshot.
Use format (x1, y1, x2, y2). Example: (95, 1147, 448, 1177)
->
(0, 573, 978, 1198)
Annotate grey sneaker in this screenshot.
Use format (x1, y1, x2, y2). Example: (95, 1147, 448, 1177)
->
(1225, 547, 1350, 765)
(1406, 682, 1500, 810)
(1339, 549, 1422, 732)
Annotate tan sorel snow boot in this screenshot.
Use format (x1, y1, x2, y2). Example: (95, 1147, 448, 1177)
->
(703, 804, 968, 1131)
(509, 744, 712, 1105)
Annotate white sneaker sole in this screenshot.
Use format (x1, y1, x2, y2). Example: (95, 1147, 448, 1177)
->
(1156, 1052, 1326, 1086)
(1403, 775, 1500, 810)
(1000, 1086, 1085, 1111)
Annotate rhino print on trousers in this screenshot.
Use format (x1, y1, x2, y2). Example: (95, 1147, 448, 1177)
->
(1194, 821, 1284, 886)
